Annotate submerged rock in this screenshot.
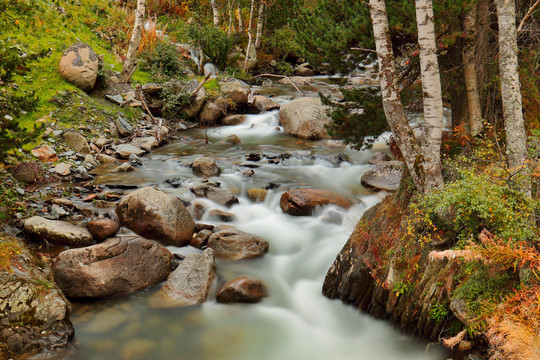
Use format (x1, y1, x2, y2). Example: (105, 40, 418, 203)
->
(24, 216, 94, 247)
(0, 235, 73, 357)
(53, 236, 173, 298)
(216, 276, 268, 304)
(149, 248, 216, 308)
(368, 151, 392, 165)
(360, 161, 404, 191)
(280, 189, 352, 216)
(116, 187, 195, 246)
(207, 229, 269, 260)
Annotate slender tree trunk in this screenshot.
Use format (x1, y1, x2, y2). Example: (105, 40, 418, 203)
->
(414, 0, 444, 191)
(255, 2, 265, 48)
(238, 3, 243, 32)
(228, 0, 235, 34)
(369, 0, 427, 192)
(463, 3, 483, 135)
(244, 0, 255, 71)
(495, 0, 529, 180)
(211, 0, 220, 26)
(121, 0, 145, 83)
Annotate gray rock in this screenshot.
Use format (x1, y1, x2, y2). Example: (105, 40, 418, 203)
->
(24, 216, 94, 247)
(295, 63, 315, 77)
(58, 43, 98, 91)
(53, 236, 173, 298)
(199, 97, 227, 124)
(50, 205, 69, 219)
(224, 134, 241, 145)
(279, 97, 332, 139)
(63, 130, 91, 155)
(128, 153, 143, 166)
(112, 163, 134, 173)
(115, 144, 145, 159)
(219, 79, 249, 110)
(97, 153, 119, 163)
(131, 136, 158, 151)
(192, 157, 221, 178)
(191, 183, 239, 207)
(222, 114, 245, 126)
(149, 248, 216, 308)
(106, 94, 124, 105)
(182, 80, 206, 118)
(116, 187, 195, 246)
(216, 276, 268, 303)
(207, 229, 269, 260)
(94, 137, 113, 148)
(360, 161, 404, 191)
(115, 116, 133, 137)
(368, 151, 392, 165)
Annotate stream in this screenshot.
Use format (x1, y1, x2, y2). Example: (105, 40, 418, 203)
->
(66, 80, 451, 360)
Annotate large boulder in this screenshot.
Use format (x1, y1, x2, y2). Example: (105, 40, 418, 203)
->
(199, 97, 227, 124)
(190, 183, 239, 207)
(280, 189, 353, 216)
(24, 216, 94, 247)
(63, 130, 91, 155)
(116, 187, 195, 246)
(216, 276, 268, 304)
(279, 97, 332, 139)
(0, 235, 73, 357)
(360, 161, 404, 191)
(219, 79, 249, 110)
(295, 63, 315, 77)
(222, 114, 245, 126)
(247, 95, 280, 114)
(58, 43, 99, 91)
(192, 157, 221, 178)
(182, 79, 206, 118)
(207, 229, 269, 260)
(149, 248, 216, 308)
(53, 236, 173, 298)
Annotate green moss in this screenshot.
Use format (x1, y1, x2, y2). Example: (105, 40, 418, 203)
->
(0, 235, 23, 272)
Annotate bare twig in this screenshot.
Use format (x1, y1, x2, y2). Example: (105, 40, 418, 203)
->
(517, 0, 540, 32)
(136, 85, 157, 123)
(350, 47, 377, 53)
(254, 74, 305, 96)
(190, 73, 212, 99)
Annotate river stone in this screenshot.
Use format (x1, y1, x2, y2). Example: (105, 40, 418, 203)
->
(248, 188, 268, 202)
(58, 43, 98, 91)
(280, 189, 353, 216)
(11, 163, 41, 183)
(53, 236, 173, 298)
(219, 79, 248, 110)
(207, 229, 269, 260)
(149, 248, 216, 308)
(360, 161, 404, 191)
(63, 130, 91, 155)
(216, 276, 268, 303)
(97, 153, 119, 163)
(182, 80, 206, 118)
(31, 145, 58, 162)
(115, 116, 133, 137)
(199, 97, 227, 124)
(247, 95, 280, 114)
(192, 157, 221, 178)
(191, 183, 239, 207)
(208, 209, 234, 222)
(369, 151, 392, 165)
(224, 134, 241, 145)
(222, 114, 245, 126)
(54, 163, 72, 176)
(0, 235, 73, 356)
(86, 218, 120, 241)
(131, 136, 159, 151)
(112, 162, 134, 173)
(24, 216, 94, 247)
(190, 229, 213, 249)
(116, 187, 195, 246)
(277, 76, 314, 86)
(279, 97, 332, 139)
(115, 144, 145, 159)
(295, 63, 315, 77)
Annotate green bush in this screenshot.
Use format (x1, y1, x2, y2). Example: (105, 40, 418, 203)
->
(268, 25, 299, 57)
(140, 40, 184, 82)
(184, 23, 233, 68)
(160, 80, 190, 119)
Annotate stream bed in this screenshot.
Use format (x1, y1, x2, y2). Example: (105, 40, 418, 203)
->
(66, 85, 451, 360)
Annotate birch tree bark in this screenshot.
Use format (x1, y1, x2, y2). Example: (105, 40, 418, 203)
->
(462, 3, 483, 136)
(244, 0, 255, 71)
(495, 0, 529, 178)
(238, 3, 243, 32)
(121, 0, 145, 83)
(228, 0, 236, 34)
(255, 2, 265, 48)
(369, 0, 427, 192)
(414, 0, 444, 191)
(211, 0, 220, 26)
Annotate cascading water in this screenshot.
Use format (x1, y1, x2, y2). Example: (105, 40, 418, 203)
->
(67, 94, 450, 360)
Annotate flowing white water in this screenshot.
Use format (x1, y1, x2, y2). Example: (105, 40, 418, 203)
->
(69, 102, 449, 360)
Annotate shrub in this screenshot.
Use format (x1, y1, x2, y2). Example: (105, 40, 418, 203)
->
(140, 40, 184, 82)
(160, 80, 190, 119)
(184, 23, 233, 68)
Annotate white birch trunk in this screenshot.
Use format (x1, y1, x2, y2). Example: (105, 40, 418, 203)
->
(211, 0, 220, 26)
(244, 0, 255, 71)
(238, 3, 243, 32)
(463, 4, 483, 136)
(495, 0, 529, 176)
(121, 0, 145, 83)
(228, 0, 235, 35)
(255, 2, 264, 48)
(415, 0, 444, 191)
(369, 0, 427, 192)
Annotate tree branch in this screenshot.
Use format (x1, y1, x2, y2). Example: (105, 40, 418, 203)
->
(518, 0, 540, 32)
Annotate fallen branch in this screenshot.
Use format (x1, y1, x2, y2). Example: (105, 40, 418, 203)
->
(517, 0, 540, 33)
(254, 74, 305, 96)
(190, 73, 212, 99)
(136, 85, 157, 123)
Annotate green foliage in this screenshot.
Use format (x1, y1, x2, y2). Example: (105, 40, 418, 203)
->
(410, 164, 538, 247)
(268, 25, 299, 57)
(322, 87, 388, 150)
(429, 300, 450, 321)
(392, 281, 413, 296)
(183, 23, 233, 68)
(0, 39, 48, 83)
(161, 80, 191, 119)
(140, 40, 184, 82)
